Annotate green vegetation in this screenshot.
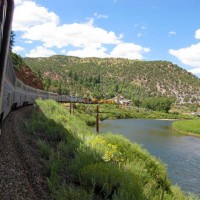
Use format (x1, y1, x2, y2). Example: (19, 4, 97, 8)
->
(9, 31, 15, 51)
(25, 99, 199, 200)
(173, 119, 200, 136)
(11, 52, 27, 71)
(74, 103, 193, 122)
(24, 55, 200, 104)
(136, 97, 174, 113)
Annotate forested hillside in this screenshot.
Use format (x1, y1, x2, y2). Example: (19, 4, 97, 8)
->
(24, 55, 200, 104)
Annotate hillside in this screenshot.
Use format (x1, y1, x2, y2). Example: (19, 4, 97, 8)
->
(24, 55, 200, 104)
(11, 53, 44, 90)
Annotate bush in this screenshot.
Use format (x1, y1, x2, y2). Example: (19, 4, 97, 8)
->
(142, 97, 174, 113)
(53, 183, 94, 200)
(80, 162, 144, 200)
(37, 139, 52, 160)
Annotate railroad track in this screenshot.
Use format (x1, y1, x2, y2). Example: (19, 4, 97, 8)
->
(0, 106, 52, 200)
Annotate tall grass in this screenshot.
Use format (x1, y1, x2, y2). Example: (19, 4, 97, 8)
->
(75, 104, 193, 121)
(27, 99, 199, 200)
(173, 119, 200, 135)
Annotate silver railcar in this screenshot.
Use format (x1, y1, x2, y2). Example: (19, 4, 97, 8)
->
(0, 0, 85, 122)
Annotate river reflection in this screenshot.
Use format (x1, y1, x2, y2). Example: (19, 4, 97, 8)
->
(99, 119, 200, 195)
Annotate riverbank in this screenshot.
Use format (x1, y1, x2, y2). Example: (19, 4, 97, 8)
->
(74, 103, 194, 126)
(27, 99, 199, 200)
(99, 118, 200, 195)
(173, 119, 200, 138)
(74, 104, 200, 137)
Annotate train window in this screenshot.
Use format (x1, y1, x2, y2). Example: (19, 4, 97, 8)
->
(0, 0, 7, 38)
(0, 2, 3, 38)
(3, 1, 7, 28)
(7, 93, 10, 106)
(6, 57, 16, 85)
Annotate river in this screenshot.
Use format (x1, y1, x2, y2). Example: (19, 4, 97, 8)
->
(99, 119, 200, 196)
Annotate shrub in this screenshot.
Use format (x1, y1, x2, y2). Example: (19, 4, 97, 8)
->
(80, 162, 144, 200)
(37, 139, 52, 160)
(54, 183, 94, 200)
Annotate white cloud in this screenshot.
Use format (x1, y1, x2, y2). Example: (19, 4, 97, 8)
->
(195, 29, 200, 39)
(134, 24, 147, 31)
(25, 46, 56, 57)
(13, 1, 59, 31)
(169, 29, 200, 75)
(137, 33, 143, 38)
(15, 0, 27, 5)
(111, 43, 150, 59)
(68, 46, 108, 58)
(13, 46, 25, 53)
(94, 13, 108, 19)
(189, 68, 200, 75)
(60, 49, 67, 54)
(24, 40, 33, 44)
(13, 0, 150, 60)
(21, 21, 121, 49)
(169, 43, 200, 67)
(168, 31, 176, 37)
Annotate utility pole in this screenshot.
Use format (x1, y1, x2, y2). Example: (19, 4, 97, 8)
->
(70, 102, 72, 114)
(96, 105, 99, 133)
(72, 103, 75, 114)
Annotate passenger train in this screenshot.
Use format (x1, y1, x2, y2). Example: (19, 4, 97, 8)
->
(0, 0, 84, 122)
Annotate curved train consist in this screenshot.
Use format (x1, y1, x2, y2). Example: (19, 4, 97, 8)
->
(0, 0, 84, 122)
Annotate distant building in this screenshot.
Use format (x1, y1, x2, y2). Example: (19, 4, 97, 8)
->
(113, 95, 124, 103)
(113, 95, 131, 105)
(119, 99, 132, 106)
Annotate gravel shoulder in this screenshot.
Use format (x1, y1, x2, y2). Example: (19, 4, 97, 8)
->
(0, 106, 52, 200)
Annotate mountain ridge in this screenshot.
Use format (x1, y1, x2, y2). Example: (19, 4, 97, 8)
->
(23, 55, 200, 104)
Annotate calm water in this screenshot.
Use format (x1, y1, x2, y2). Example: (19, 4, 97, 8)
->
(99, 119, 200, 195)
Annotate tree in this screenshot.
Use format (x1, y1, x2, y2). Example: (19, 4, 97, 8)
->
(9, 31, 15, 51)
(57, 81, 62, 94)
(115, 84, 119, 93)
(37, 70, 42, 80)
(68, 69, 72, 77)
(45, 77, 51, 91)
(96, 75, 101, 84)
(73, 72, 78, 81)
(10, 52, 26, 71)
(141, 97, 174, 113)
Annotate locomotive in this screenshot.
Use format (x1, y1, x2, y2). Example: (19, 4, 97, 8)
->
(0, 0, 84, 122)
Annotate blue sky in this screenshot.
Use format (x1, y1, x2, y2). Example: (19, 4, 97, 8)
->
(13, 0, 200, 76)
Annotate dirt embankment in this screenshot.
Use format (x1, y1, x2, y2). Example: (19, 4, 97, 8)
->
(0, 106, 52, 200)
(15, 66, 44, 90)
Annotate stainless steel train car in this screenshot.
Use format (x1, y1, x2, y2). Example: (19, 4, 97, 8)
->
(0, 0, 85, 122)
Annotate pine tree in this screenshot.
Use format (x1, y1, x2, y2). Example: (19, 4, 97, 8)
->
(9, 31, 15, 51)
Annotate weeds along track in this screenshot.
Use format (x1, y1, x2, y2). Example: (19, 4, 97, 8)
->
(0, 106, 51, 200)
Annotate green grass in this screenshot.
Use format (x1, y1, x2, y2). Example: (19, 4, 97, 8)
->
(37, 139, 52, 159)
(75, 104, 193, 123)
(27, 99, 199, 200)
(173, 119, 200, 135)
